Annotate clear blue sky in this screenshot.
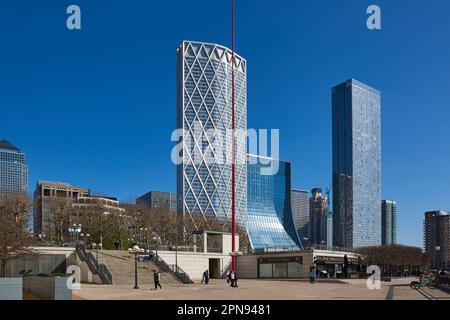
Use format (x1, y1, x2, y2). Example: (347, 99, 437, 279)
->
(1, 0, 449, 247)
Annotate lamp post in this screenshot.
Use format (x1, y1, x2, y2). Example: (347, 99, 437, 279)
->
(92, 243, 99, 271)
(153, 236, 161, 262)
(129, 245, 144, 289)
(175, 245, 178, 273)
(303, 237, 309, 249)
(320, 240, 325, 250)
(38, 233, 47, 245)
(436, 245, 441, 272)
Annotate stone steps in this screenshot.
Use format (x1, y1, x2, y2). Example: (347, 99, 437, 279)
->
(95, 250, 180, 286)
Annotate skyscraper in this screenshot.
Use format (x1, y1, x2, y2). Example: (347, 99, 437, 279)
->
(247, 155, 300, 250)
(309, 188, 328, 246)
(176, 41, 247, 229)
(332, 79, 381, 249)
(382, 200, 397, 245)
(136, 191, 177, 212)
(424, 211, 450, 271)
(0, 140, 28, 198)
(291, 189, 310, 243)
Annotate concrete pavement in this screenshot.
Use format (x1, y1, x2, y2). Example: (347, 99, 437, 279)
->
(72, 278, 450, 300)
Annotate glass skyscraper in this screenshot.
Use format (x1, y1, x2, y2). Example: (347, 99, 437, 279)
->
(0, 140, 28, 198)
(176, 41, 247, 228)
(424, 211, 450, 271)
(381, 200, 397, 245)
(136, 191, 177, 213)
(291, 189, 310, 243)
(332, 79, 381, 249)
(247, 154, 300, 251)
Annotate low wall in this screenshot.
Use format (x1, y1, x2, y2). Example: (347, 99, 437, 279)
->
(0, 278, 22, 300)
(23, 276, 72, 300)
(158, 251, 232, 281)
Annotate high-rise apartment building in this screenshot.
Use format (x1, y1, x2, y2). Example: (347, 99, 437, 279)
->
(382, 200, 397, 245)
(136, 191, 177, 212)
(332, 79, 381, 249)
(247, 155, 300, 250)
(291, 189, 310, 243)
(424, 211, 450, 271)
(176, 41, 247, 229)
(0, 140, 28, 198)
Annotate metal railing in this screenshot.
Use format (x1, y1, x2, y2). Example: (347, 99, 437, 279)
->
(75, 243, 113, 285)
(151, 254, 194, 284)
(252, 244, 352, 254)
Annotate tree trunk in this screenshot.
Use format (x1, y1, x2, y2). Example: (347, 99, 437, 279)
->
(0, 260, 6, 278)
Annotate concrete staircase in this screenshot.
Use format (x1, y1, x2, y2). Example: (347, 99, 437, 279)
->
(95, 250, 180, 286)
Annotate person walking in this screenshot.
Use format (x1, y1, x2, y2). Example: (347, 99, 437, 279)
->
(201, 270, 210, 284)
(114, 239, 120, 250)
(153, 270, 162, 290)
(230, 271, 236, 288)
(226, 270, 231, 285)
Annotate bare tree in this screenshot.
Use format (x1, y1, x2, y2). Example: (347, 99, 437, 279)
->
(48, 198, 73, 245)
(355, 244, 429, 276)
(0, 194, 35, 277)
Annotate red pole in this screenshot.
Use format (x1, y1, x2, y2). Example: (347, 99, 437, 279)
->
(231, 0, 236, 273)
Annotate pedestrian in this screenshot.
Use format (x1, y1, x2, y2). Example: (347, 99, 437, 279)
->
(114, 239, 120, 250)
(202, 270, 210, 284)
(226, 270, 231, 285)
(153, 269, 162, 290)
(230, 271, 236, 288)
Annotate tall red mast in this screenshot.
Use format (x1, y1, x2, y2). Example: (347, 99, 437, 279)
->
(231, 0, 236, 273)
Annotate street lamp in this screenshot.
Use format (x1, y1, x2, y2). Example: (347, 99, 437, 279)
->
(153, 236, 161, 262)
(435, 245, 441, 272)
(129, 245, 145, 289)
(175, 245, 179, 273)
(92, 243, 99, 270)
(303, 237, 309, 249)
(38, 233, 47, 245)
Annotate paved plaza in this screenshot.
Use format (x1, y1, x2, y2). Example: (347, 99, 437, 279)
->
(72, 278, 450, 300)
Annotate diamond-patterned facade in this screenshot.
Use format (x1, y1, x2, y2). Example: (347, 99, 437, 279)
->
(177, 41, 247, 229)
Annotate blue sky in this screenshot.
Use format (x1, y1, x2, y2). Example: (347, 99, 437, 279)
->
(1, 0, 449, 247)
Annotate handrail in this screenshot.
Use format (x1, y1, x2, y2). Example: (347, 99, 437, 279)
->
(221, 260, 232, 278)
(75, 243, 113, 285)
(152, 255, 193, 284)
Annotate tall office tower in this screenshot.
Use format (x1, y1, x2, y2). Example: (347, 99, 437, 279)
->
(324, 210, 333, 250)
(424, 211, 450, 271)
(247, 154, 301, 251)
(381, 200, 397, 245)
(291, 189, 310, 243)
(309, 188, 328, 246)
(136, 191, 177, 213)
(0, 140, 28, 198)
(176, 41, 247, 230)
(33, 181, 90, 237)
(332, 79, 381, 249)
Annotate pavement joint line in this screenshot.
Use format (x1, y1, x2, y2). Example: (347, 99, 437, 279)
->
(416, 288, 438, 300)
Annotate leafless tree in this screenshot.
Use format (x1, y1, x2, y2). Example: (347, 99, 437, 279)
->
(48, 198, 73, 245)
(355, 244, 429, 276)
(0, 194, 35, 277)
(75, 203, 115, 248)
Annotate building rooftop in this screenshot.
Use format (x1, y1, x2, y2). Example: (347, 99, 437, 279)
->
(0, 140, 21, 152)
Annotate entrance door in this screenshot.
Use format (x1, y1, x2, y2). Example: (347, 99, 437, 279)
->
(209, 259, 220, 279)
